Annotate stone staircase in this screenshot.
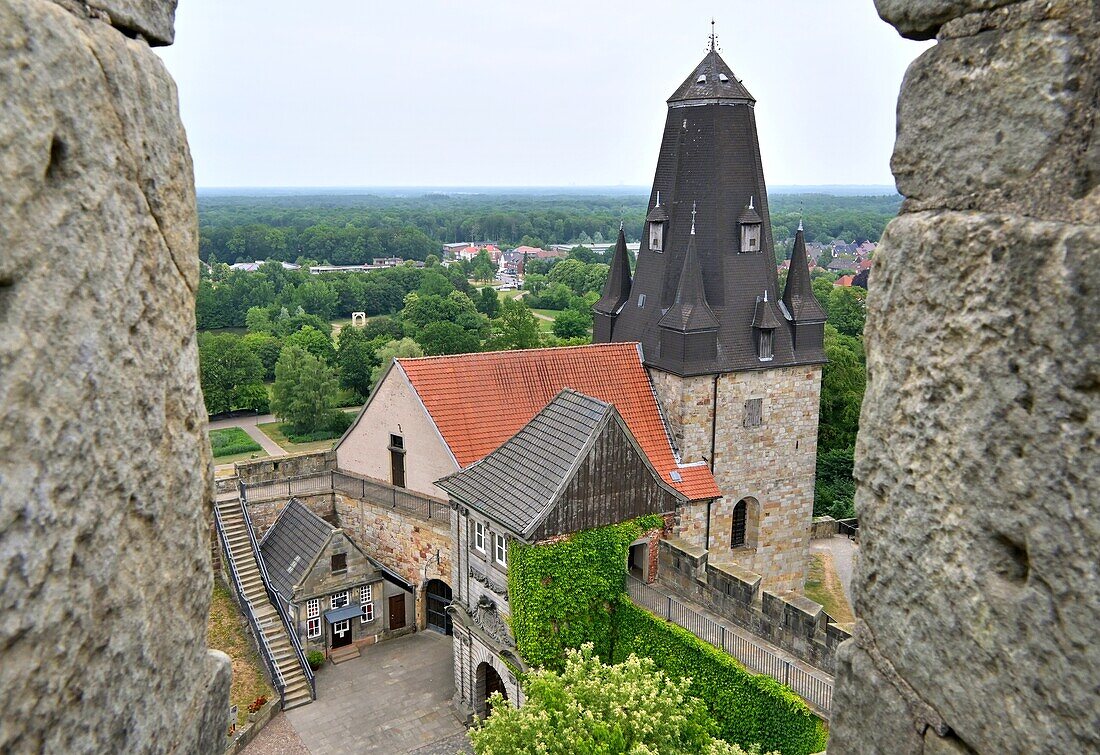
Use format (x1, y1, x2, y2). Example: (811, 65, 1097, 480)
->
(215, 488, 314, 710)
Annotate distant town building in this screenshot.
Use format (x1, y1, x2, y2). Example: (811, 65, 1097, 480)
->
(228, 260, 301, 272)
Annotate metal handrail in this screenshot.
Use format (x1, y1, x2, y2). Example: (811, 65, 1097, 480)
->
(238, 495, 316, 698)
(213, 503, 287, 701)
(625, 576, 833, 715)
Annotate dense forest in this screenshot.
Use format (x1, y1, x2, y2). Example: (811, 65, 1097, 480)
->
(197, 192, 900, 266)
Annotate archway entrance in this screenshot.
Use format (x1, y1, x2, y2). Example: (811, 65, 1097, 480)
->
(476, 662, 507, 717)
(425, 579, 452, 635)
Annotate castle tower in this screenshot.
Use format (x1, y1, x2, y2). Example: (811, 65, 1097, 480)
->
(594, 34, 827, 592)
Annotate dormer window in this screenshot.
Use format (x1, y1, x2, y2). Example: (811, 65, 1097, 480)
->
(739, 196, 763, 253)
(758, 330, 774, 361)
(649, 221, 664, 252)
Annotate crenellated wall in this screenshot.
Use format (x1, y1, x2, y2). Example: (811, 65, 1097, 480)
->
(657, 539, 850, 673)
(830, 1, 1099, 753)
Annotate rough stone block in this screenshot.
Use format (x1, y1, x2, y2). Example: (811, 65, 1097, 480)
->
(849, 211, 1099, 752)
(53, 0, 178, 46)
(874, 0, 1020, 39)
(892, 19, 1094, 220)
(0, 0, 225, 750)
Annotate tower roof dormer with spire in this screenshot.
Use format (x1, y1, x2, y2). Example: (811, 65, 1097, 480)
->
(594, 24, 827, 375)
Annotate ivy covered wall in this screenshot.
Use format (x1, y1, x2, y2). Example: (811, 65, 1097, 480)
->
(506, 516, 829, 755)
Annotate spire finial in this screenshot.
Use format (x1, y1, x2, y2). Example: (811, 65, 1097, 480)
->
(655, 190, 661, 207)
(749, 194, 754, 210)
(691, 200, 697, 235)
(709, 18, 716, 52)
(619, 219, 624, 231)
(798, 200, 804, 232)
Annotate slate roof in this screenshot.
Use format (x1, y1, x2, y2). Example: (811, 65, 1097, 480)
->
(659, 231, 719, 332)
(259, 499, 334, 602)
(645, 202, 669, 223)
(436, 390, 614, 538)
(752, 292, 783, 330)
(393, 343, 719, 500)
(594, 228, 633, 315)
(668, 49, 755, 105)
(595, 49, 827, 374)
(782, 228, 827, 322)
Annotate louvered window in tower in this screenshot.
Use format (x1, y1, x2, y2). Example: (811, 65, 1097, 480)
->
(731, 500, 747, 548)
(649, 221, 663, 251)
(758, 330, 773, 361)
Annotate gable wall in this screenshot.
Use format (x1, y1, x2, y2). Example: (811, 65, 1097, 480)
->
(336, 367, 459, 499)
(532, 420, 681, 541)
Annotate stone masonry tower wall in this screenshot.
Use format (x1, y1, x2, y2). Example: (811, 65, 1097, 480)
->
(0, 1, 230, 752)
(830, 1, 1098, 753)
(651, 364, 822, 593)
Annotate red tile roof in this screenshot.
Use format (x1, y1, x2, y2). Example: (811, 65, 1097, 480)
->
(397, 343, 720, 501)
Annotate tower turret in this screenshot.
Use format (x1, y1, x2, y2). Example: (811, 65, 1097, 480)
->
(592, 225, 634, 342)
(781, 222, 827, 352)
(658, 207, 719, 363)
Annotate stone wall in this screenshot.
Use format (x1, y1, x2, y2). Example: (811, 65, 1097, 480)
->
(0, 1, 229, 751)
(334, 492, 451, 629)
(658, 539, 850, 673)
(235, 450, 335, 484)
(830, 1, 1099, 753)
(650, 364, 822, 593)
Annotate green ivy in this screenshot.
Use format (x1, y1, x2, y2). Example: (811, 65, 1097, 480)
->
(506, 514, 828, 755)
(508, 516, 661, 668)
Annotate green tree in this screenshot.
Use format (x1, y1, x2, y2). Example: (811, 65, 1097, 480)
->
(336, 326, 378, 401)
(552, 309, 590, 339)
(424, 253, 441, 268)
(470, 645, 769, 755)
(370, 337, 425, 385)
(241, 331, 282, 381)
(828, 287, 867, 337)
(548, 258, 589, 295)
(197, 333, 266, 415)
(284, 325, 336, 364)
(476, 287, 500, 318)
(416, 321, 481, 356)
(488, 297, 541, 351)
(818, 325, 865, 455)
(270, 345, 339, 434)
(244, 306, 274, 334)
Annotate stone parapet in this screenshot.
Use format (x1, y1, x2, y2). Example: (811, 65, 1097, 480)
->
(235, 450, 336, 484)
(657, 539, 848, 673)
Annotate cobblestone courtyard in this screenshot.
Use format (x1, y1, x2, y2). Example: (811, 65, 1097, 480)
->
(245, 631, 470, 754)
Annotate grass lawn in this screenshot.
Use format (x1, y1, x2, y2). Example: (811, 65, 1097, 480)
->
(257, 421, 341, 454)
(210, 427, 262, 458)
(804, 553, 855, 624)
(497, 288, 526, 302)
(208, 579, 274, 731)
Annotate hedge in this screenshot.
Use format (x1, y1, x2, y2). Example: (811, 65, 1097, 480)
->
(209, 427, 262, 458)
(614, 602, 828, 755)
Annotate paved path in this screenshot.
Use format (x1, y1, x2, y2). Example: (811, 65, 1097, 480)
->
(283, 631, 468, 755)
(809, 535, 858, 608)
(209, 413, 288, 459)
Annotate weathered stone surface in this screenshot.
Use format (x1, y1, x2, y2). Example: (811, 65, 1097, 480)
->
(892, 17, 1097, 222)
(0, 0, 227, 752)
(833, 211, 1100, 752)
(54, 0, 177, 45)
(874, 0, 1021, 39)
(830, 641, 927, 754)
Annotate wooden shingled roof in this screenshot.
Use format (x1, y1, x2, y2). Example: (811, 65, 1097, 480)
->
(396, 343, 719, 501)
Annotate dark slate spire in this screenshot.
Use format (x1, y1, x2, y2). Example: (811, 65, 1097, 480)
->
(659, 211, 719, 332)
(594, 226, 633, 315)
(782, 224, 827, 322)
(594, 45, 826, 374)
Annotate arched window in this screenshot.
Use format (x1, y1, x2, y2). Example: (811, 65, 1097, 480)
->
(731, 500, 747, 548)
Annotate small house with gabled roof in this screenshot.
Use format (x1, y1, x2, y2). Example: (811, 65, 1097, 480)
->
(259, 499, 414, 658)
(434, 389, 685, 719)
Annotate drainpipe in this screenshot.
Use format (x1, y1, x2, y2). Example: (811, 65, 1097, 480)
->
(705, 374, 719, 552)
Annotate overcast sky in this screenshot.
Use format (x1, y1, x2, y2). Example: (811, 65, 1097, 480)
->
(156, 1, 931, 189)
